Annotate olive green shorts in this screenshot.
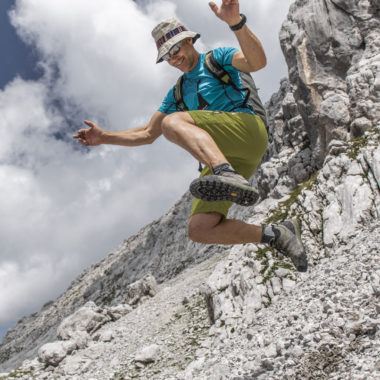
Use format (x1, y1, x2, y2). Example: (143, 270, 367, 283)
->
(188, 110, 268, 218)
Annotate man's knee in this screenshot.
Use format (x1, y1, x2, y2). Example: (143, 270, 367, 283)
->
(161, 113, 184, 140)
(188, 218, 204, 243)
(161, 112, 195, 141)
(188, 212, 223, 243)
(161, 113, 176, 139)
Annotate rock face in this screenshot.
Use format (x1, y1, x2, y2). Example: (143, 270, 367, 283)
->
(280, 0, 380, 168)
(0, 0, 379, 379)
(202, 128, 380, 334)
(184, 219, 380, 380)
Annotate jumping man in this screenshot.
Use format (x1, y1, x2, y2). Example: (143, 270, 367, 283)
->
(73, 0, 308, 272)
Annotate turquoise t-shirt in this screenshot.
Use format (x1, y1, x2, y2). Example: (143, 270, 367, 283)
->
(158, 47, 254, 115)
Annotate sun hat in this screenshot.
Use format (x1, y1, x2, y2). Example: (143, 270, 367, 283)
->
(152, 17, 200, 64)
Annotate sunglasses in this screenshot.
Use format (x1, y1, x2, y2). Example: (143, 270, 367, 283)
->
(162, 41, 183, 62)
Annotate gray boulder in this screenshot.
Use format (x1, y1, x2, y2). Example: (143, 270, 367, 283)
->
(38, 341, 76, 366)
(57, 301, 111, 342)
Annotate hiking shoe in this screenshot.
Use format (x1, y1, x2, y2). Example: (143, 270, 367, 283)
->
(189, 169, 259, 206)
(271, 220, 308, 272)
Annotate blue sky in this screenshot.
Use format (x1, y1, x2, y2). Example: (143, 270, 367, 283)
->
(0, 0, 293, 346)
(0, 0, 40, 88)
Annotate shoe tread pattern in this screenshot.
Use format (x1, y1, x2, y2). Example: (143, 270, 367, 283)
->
(190, 176, 259, 206)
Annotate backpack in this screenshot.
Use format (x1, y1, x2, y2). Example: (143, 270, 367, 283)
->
(173, 50, 267, 126)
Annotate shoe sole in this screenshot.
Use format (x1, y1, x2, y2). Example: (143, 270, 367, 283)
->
(282, 220, 308, 272)
(189, 175, 259, 206)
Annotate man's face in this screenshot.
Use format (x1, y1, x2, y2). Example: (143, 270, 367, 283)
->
(167, 38, 199, 73)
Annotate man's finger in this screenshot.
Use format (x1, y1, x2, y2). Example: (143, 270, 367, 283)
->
(78, 138, 88, 146)
(209, 2, 218, 13)
(73, 130, 85, 139)
(84, 120, 95, 128)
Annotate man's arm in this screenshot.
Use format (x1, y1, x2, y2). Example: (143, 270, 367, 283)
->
(209, 0, 266, 72)
(73, 111, 165, 147)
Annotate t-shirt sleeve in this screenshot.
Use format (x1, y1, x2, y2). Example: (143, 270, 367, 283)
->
(212, 46, 239, 67)
(158, 85, 177, 114)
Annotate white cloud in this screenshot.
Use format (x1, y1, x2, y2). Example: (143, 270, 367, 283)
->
(0, 78, 54, 162)
(0, 0, 293, 331)
(10, 0, 171, 126)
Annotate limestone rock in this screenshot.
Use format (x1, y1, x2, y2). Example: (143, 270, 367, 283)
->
(124, 273, 157, 306)
(135, 344, 161, 364)
(280, 0, 380, 166)
(38, 341, 76, 366)
(106, 304, 133, 320)
(57, 302, 111, 341)
(93, 330, 113, 343)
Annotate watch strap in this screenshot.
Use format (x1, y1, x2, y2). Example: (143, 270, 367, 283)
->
(230, 14, 247, 31)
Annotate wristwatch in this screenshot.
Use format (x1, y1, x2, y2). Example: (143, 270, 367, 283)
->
(230, 14, 247, 31)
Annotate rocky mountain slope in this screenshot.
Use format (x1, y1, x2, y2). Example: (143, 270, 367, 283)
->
(1, 0, 379, 378)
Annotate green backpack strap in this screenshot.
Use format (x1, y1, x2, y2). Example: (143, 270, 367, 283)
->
(204, 51, 234, 86)
(172, 76, 202, 171)
(204, 51, 251, 108)
(173, 75, 188, 111)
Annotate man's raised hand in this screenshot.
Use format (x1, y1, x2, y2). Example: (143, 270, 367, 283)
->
(73, 120, 104, 146)
(208, 0, 241, 26)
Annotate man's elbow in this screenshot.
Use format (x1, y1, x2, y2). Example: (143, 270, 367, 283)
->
(147, 137, 157, 145)
(251, 55, 267, 72)
(146, 131, 161, 144)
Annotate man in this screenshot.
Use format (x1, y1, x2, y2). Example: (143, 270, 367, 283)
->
(73, 0, 307, 272)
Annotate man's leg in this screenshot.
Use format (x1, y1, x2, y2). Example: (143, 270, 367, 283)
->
(188, 212, 263, 245)
(188, 213, 308, 272)
(161, 111, 258, 205)
(170, 112, 308, 272)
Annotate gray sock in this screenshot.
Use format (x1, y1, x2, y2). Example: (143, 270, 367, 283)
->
(260, 225, 276, 245)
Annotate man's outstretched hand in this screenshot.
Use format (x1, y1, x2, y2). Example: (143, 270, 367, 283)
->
(209, 0, 241, 27)
(73, 120, 104, 146)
